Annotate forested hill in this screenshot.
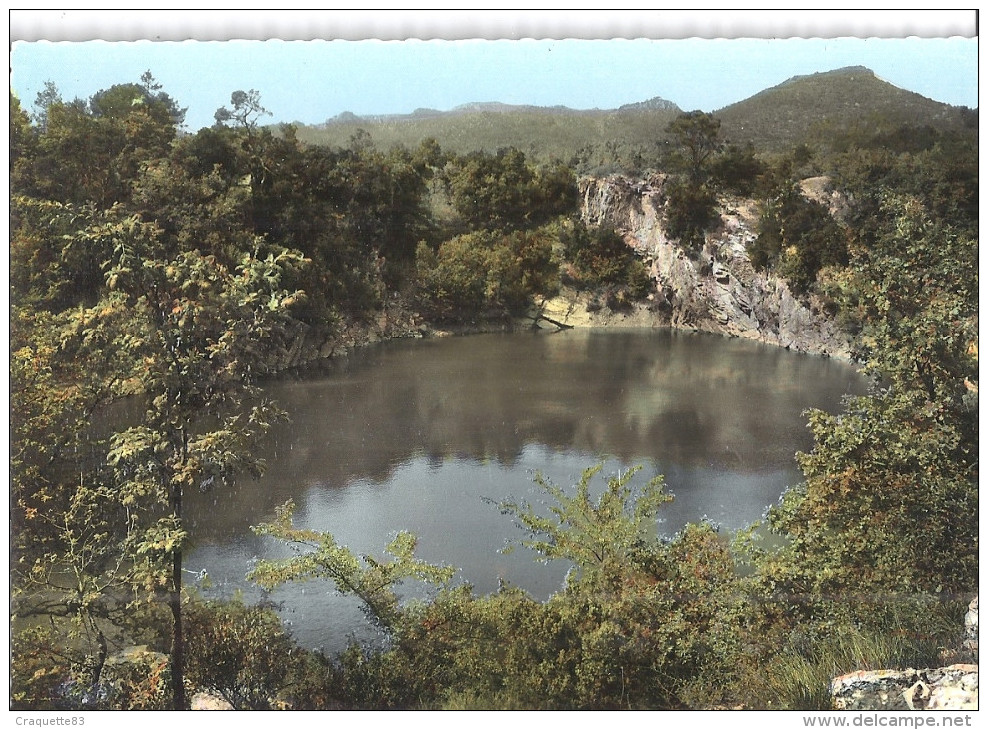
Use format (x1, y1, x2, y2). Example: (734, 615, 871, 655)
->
(291, 66, 975, 169)
(715, 66, 976, 151)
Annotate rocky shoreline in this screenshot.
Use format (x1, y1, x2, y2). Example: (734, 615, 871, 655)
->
(580, 174, 853, 358)
(274, 173, 857, 374)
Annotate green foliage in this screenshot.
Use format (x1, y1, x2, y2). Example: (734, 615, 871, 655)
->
(499, 465, 670, 589)
(742, 600, 963, 710)
(665, 111, 723, 183)
(184, 599, 303, 709)
(201, 114, 437, 312)
(663, 179, 719, 252)
(11, 178, 309, 708)
(10, 92, 36, 169)
(415, 147, 573, 323)
(415, 228, 559, 322)
(10, 66, 979, 713)
(759, 195, 977, 613)
(765, 389, 977, 596)
(441, 147, 578, 233)
(11, 297, 154, 687)
(13, 77, 180, 208)
(751, 181, 847, 294)
(213, 88, 270, 132)
(662, 111, 728, 254)
(710, 143, 766, 196)
(560, 222, 653, 302)
(89, 72, 186, 128)
(10, 197, 104, 310)
(253, 466, 752, 710)
(829, 128, 978, 238)
(250, 499, 455, 630)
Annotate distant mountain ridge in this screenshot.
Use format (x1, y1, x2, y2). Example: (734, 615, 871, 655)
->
(293, 66, 974, 162)
(321, 96, 683, 127)
(618, 96, 681, 112)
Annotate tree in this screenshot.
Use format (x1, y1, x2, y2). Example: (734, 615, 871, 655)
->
(31, 80, 63, 131)
(751, 181, 847, 294)
(16, 76, 181, 208)
(759, 195, 977, 611)
(710, 143, 765, 196)
(212, 89, 282, 228)
(661, 112, 725, 253)
(442, 148, 577, 234)
(414, 227, 558, 323)
(561, 222, 653, 301)
(665, 111, 723, 184)
(89, 73, 186, 128)
(213, 89, 270, 135)
(184, 599, 304, 709)
(10, 93, 36, 172)
(663, 178, 719, 252)
(97, 217, 306, 709)
(10, 203, 308, 708)
(10, 298, 148, 708)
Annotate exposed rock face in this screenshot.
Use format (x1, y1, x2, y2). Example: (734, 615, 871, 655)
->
(965, 595, 979, 654)
(191, 690, 235, 710)
(579, 175, 852, 358)
(831, 665, 978, 711)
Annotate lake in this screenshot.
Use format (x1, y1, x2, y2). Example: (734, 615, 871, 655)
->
(183, 328, 867, 654)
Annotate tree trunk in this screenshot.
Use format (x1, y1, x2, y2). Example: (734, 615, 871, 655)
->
(170, 432, 187, 711)
(170, 545, 186, 710)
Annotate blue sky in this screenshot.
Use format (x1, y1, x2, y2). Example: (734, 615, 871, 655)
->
(10, 15, 978, 133)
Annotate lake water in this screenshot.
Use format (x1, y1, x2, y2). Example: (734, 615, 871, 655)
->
(183, 329, 866, 654)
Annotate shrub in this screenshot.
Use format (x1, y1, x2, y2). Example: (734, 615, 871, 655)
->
(561, 223, 654, 304)
(664, 179, 719, 252)
(415, 228, 558, 322)
(710, 143, 766, 196)
(184, 598, 305, 710)
(751, 182, 847, 294)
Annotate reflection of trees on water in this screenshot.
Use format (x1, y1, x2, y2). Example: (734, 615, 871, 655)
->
(184, 330, 864, 541)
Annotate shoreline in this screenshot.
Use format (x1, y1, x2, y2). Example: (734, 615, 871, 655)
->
(277, 287, 856, 378)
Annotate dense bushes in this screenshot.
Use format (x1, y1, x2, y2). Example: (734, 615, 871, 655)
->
(441, 148, 579, 234)
(414, 228, 559, 322)
(560, 223, 653, 301)
(750, 182, 848, 294)
(249, 466, 756, 709)
(663, 179, 720, 252)
(184, 600, 307, 710)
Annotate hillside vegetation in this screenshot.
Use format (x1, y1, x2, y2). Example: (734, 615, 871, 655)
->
(9, 65, 978, 711)
(716, 66, 974, 152)
(292, 66, 975, 172)
(296, 103, 684, 174)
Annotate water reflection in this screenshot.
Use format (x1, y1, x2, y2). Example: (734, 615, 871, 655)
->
(184, 329, 866, 653)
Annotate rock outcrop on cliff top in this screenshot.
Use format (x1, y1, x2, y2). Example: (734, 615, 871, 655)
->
(574, 174, 852, 358)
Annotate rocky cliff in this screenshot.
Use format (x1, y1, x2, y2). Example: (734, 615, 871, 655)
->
(575, 174, 852, 358)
